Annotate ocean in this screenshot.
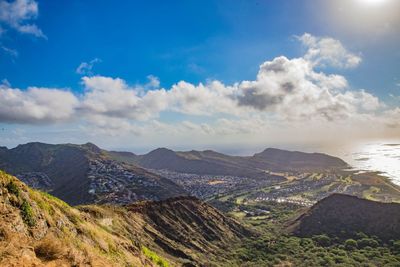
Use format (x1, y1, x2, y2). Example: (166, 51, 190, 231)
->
(324, 141, 400, 186)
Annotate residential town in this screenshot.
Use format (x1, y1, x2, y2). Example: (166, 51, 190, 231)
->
(152, 169, 283, 199)
(16, 172, 53, 190)
(87, 159, 160, 204)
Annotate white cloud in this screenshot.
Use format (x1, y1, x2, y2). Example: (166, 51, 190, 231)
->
(1, 33, 398, 146)
(297, 33, 361, 68)
(235, 56, 378, 121)
(1, 45, 18, 57)
(0, 83, 78, 124)
(81, 76, 168, 121)
(75, 54, 382, 133)
(0, 0, 45, 38)
(146, 75, 160, 88)
(381, 108, 400, 130)
(167, 80, 238, 116)
(76, 58, 101, 75)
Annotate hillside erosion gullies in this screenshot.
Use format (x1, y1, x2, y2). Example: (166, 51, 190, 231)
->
(288, 193, 400, 242)
(0, 142, 186, 205)
(109, 146, 348, 177)
(126, 196, 250, 249)
(0, 171, 250, 266)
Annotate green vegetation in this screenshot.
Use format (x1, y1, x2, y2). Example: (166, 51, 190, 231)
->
(141, 246, 170, 267)
(211, 187, 400, 266)
(6, 181, 20, 197)
(5, 178, 36, 227)
(232, 234, 400, 266)
(20, 199, 36, 226)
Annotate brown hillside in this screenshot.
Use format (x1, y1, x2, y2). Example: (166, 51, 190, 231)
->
(0, 171, 248, 266)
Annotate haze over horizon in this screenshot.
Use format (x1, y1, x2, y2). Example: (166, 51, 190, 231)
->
(0, 0, 399, 153)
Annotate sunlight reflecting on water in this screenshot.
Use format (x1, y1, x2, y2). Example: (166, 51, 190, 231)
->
(326, 141, 400, 186)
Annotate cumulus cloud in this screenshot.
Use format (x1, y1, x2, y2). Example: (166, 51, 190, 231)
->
(235, 56, 379, 121)
(167, 80, 238, 116)
(0, 0, 45, 38)
(80, 76, 170, 121)
(0, 83, 78, 124)
(77, 55, 380, 127)
(76, 58, 101, 75)
(298, 33, 361, 68)
(2, 33, 398, 145)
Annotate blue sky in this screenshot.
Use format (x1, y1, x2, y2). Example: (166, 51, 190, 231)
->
(2, 0, 398, 95)
(0, 0, 399, 152)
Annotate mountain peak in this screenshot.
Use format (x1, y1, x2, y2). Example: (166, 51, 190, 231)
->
(80, 142, 102, 153)
(148, 147, 175, 155)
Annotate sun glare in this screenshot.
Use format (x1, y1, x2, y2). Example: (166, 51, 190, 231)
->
(357, 0, 387, 6)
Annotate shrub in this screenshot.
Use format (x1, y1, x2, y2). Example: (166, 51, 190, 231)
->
(300, 238, 314, 249)
(20, 200, 36, 226)
(142, 246, 170, 267)
(345, 239, 358, 250)
(355, 232, 368, 239)
(358, 238, 379, 248)
(334, 255, 348, 264)
(6, 181, 20, 196)
(351, 251, 367, 263)
(35, 237, 66, 260)
(392, 240, 400, 253)
(312, 234, 331, 247)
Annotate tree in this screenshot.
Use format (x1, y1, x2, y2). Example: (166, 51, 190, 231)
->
(357, 238, 379, 248)
(344, 239, 358, 250)
(312, 235, 331, 247)
(392, 240, 400, 253)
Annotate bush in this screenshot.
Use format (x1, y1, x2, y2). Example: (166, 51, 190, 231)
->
(358, 238, 379, 248)
(312, 234, 331, 247)
(20, 200, 36, 226)
(345, 239, 358, 250)
(6, 181, 20, 196)
(392, 240, 400, 253)
(35, 237, 66, 260)
(142, 246, 170, 267)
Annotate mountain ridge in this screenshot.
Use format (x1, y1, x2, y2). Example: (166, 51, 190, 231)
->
(109, 146, 348, 177)
(0, 142, 186, 205)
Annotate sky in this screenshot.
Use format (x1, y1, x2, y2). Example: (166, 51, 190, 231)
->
(0, 0, 399, 154)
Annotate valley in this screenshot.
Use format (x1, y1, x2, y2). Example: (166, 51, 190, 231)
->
(0, 142, 399, 266)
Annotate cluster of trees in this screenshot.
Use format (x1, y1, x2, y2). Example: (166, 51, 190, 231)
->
(233, 233, 400, 266)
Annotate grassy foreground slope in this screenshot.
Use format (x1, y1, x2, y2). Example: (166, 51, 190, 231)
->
(0, 170, 247, 266)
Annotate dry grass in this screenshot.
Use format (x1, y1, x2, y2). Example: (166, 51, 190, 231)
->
(34, 235, 67, 261)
